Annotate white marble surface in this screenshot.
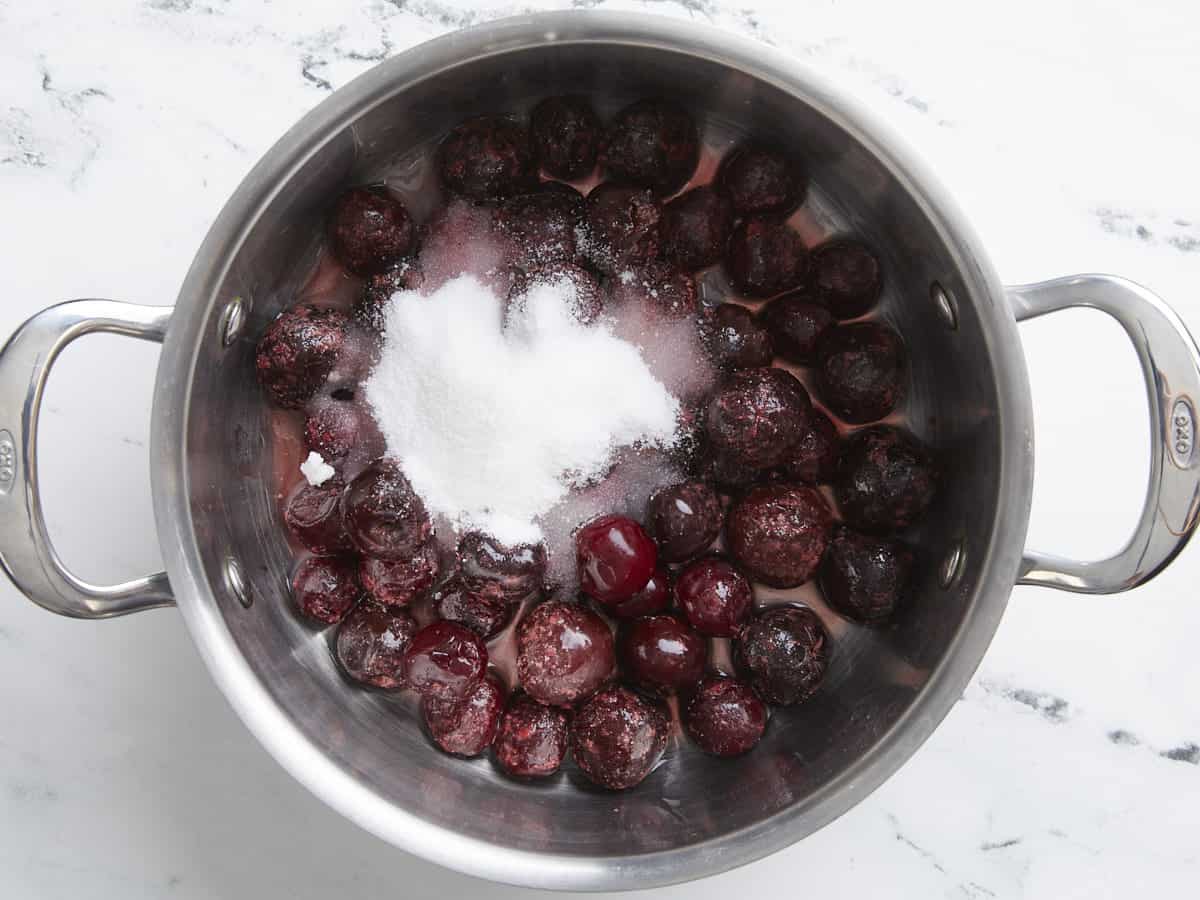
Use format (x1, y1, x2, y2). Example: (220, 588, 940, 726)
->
(1, 1, 1199, 897)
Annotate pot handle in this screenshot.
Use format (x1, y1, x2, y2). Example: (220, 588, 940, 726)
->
(0, 300, 175, 617)
(1010, 274, 1200, 593)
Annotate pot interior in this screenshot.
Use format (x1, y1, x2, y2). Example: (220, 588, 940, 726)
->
(179, 37, 1007, 864)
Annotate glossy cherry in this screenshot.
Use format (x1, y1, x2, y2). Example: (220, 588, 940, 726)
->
(819, 526, 913, 625)
(735, 605, 829, 706)
(576, 515, 658, 604)
(646, 480, 723, 564)
(619, 614, 708, 693)
(834, 426, 937, 533)
(401, 620, 488, 702)
(422, 673, 506, 757)
(255, 304, 348, 409)
(342, 459, 433, 560)
(284, 480, 351, 555)
(674, 557, 753, 637)
(358, 541, 440, 608)
(335, 601, 417, 689)
(434, 578, 514, 641)
(516, 601, 615, 706)
(608, 566, 672, 619)
(815, 321, 906, 423)
(570, 686, 670, 790)
(684, 676, 768, 756)
(291, 556, 361, 625)
(456, 531, 546, 600)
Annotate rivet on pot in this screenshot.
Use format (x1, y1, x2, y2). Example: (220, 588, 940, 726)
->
(939, 540, 965, 589)
(931, 282, 958, 331)
(218, 297, 247, 347)
(224, 556, 252, 608)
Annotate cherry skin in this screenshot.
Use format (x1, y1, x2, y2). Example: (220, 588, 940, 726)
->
(819, 526, 912, 625)
(401, 620, 488, 702)
(570, 686, 670, 790)
(436, 116, 535, 199)
(735, 605, 829, 706)
(335, 601, 417, 689)
(291, 556, 360, 625)
(358, 542, 440, 608)
(674, 556, 754, 637)
(529, 95, 601, 180)
(422, 673, 506, 757)
(701, 303, 773, 370)
(342, 459, 434, 560)
(608, 566, 672, 620)
(619, 614, 708, 693)
(576, 515, 658, 605)
(516, 601, 615, 707)
(716, 143, 806, 217)
(255, 305, 348, 409)
(646, 480, 723, 564)
(834, 426, 937, 533)
(684, 676, 768, 756)
(726, 484, 833, 587)
(327, 185, 417, 276)
(808, 239, 883, 319)
(284, 480, 351, 555)
(493, 693, 570, 778)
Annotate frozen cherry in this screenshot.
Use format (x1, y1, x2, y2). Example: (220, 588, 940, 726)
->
(609, 566, 672, 619)
(401, 620, 488, 701)
(571, 685, 669, 790)
(529, 95, 601, 180)
(761, 290, 834, 364)
(619, 614, 708, 693)
(701, 303, 773, 370)
(327, 185, 417, 276)
(359, 541, 440, 608)
(304, 403, 362, 462)
(285, 480, 351, 555)
(493, 693, 569, 778)
(291, 555, 361, 625)
(508, 261, 603, 325)
(495, 183, 585, 266)
(434, 578, 514, 641)
(354, 259, 423, 333)
(607, 260, 697, 317)
(717, 143, 805, 217)
(516, 601, 615, 706)
(422, 673, 505, 757)
(781, 408, 839, 484)
(808, 239, 882, 319)
(456, 531, 546, 600)
(820, 526, 912, 625)
(437, 116, 534, 199)
(659, 186, 733, 270)
(601, 99, 699, 195)
(816, 322, 906, 423)
(684, 675, 767, 756)
(647, 481, 722, 563)
(692, 443, 761, 493)
(675, 557, 753, 637)
(726, 218, 807, 298)
(727, 484, 833, 587)
(704, 367, 811, 471)
(335, 600, 417, 689)
(582, 183, 662, 273)
(835, 426, 936, 533)
(255, 304, 348, 409)
(342, 459, 433, 560)
(576, 515, 658, 604)
(735, 605, 829, 706)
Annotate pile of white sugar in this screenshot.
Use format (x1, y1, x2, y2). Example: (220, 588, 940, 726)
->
(364, 274, 683, 545)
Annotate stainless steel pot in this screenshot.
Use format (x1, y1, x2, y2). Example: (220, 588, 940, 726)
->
(1, 12, 1197, 892)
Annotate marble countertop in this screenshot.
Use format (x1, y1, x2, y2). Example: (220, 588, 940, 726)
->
(1, 1, 1198, 897)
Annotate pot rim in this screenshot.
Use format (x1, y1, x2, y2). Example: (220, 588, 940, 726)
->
(150, 11, 1035, 891)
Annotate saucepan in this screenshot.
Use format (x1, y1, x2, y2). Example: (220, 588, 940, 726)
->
(1, 12, 1197, 891)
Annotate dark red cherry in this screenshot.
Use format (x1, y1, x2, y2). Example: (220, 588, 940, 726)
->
(808, 239, 883, 319)
(436, 116, 534, 199)
(529, 95, 601, 180)
(704, 367, 811, 471)
(700, 303, 773, 370)
(493, 693, 569, 778)
(255, 305, 348, 409)
(434, 579, 514, 641)
(716, 143, 806, 217)
(819, 526, 912, 625)
(646, 480, 723, 563)
(401, 620, 488, 701)
(284, 480, 351, 555)
(291, 556, 361, 625)
(674, 557, 753, 637)
(725, 218, 807, 298)
(422, 673, 505, 757)
(781, 409, 840, 485)
(608, 566, 672, 619)
(815, 322, 906, 423)
(659, 186, 733, 271)
(601, 99, 699, 195)
(335, 601, 417, 689)
(576, 515, 658, 604)
(516, 601, 615, 706)
(684, 675, 767, 756)
(570, 686, 669, 790)
(327, 185, 417, 276)
(834, 426, 937, 533)
(619, 614, 708, 693)
(358, 541, 440, 608)
(761, 290, 834, 364)
(726, 484, 833, 587)
(735, 606, 829, 706)
(342, 459, 433, 560)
